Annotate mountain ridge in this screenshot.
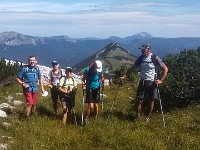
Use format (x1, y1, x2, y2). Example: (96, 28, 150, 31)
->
(0, 31, 200, 68)
(73, 42, 137, 74)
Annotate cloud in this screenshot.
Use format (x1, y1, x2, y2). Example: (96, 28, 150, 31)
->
(0, 1, 199, 37)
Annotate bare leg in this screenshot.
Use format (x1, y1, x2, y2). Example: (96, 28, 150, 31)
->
(94, 103, 99, 118)
(25, 105, 32, 117)
(32, 105, 37, 114)
(137, 99, 143, 118)
(53, 100, 58, 115)
(148, 100, 154, 117)
(63, 107, 68, 124)
(85, 103, 94, 119)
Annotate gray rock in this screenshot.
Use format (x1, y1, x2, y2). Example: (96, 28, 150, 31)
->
(5, 96, 14, 104)
(15, 93, 23, 96)
(2, 122, 11, 128)
(0, 103, 15, 113)
(0, 110, 7, 117)
(13, 100, 23, 106)
(0, 143, 8, 150)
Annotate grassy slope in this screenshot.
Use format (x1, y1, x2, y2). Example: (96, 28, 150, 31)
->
(0, 83, 199, 150)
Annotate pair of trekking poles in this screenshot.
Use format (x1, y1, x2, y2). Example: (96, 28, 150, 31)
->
(106, 79, 166, 127)
(81, 82, 105, 127)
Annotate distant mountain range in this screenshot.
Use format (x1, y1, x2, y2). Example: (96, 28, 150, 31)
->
(73, 42, 137, 73)
(0, 31, 200, 68)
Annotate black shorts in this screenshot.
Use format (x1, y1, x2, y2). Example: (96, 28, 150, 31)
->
(50, 86, 60, 102)
(61, 94, 75, 109)
(85, 88, 100, 103)
(137, 80, 158, 101)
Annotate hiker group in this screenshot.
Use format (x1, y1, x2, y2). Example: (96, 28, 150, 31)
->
(16, 43, 168, 125)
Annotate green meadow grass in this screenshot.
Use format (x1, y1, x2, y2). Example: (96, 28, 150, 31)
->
(0, 82, 200, 150)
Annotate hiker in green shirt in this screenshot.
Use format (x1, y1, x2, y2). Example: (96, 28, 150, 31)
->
(58, 67, 77, 124)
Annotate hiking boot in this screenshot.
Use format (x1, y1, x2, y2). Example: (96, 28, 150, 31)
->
(137, 113, 141, 119)
(84, 119, 89, 125)
(145, 117, 150, 122)
(54, 111, 58, 116)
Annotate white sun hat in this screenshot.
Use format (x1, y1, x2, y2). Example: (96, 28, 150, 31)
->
(95, 60, 102, 73)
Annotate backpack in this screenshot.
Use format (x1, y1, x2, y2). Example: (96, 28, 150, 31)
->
(23, 65, 40, 83)
(86, 67, 101, 80)
(135, 54, 159, 71)
(63, 76, 76, 87)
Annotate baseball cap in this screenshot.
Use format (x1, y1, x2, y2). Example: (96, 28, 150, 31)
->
(139, 44, 151, 50)
(52, 60, 58, 65)
(95, 60, 102, 73)
(66, 66, 72, 72)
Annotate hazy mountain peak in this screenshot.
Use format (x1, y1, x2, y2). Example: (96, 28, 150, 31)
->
(51, 35, 76, 43)
(0, 31, 22, 38)
(130, 32, 153, 38)
(0, 31, 43, 46)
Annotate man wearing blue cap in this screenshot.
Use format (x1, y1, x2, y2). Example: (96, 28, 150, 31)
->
(120, 44, 168, 121)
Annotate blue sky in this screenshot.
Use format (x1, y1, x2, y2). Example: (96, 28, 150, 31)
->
(0, 0, 199, 38)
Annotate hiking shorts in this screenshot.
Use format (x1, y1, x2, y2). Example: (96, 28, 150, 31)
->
(50, 85, 60, 103)
(137, 80, 158, 101)
(85, 88, 100, 103)
(23, 90, 38, 106)
(61, 95, 75, 109)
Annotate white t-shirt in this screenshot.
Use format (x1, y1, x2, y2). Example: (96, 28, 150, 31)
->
(140, 53, 163, 81)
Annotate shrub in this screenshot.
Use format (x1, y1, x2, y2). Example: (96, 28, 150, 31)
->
(161, 47, 200, 108)
(0, 58, 21, 85)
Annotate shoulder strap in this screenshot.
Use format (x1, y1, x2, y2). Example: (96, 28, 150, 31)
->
(86, 67, 92, 79)
(60, 69, 63, 77)
(34, 65, 40, 77)
(50, 70, 53, 78)
(135, 55, 145, 66)
(23, 65, 29, 73)
(51, 69, 62, 78)
(63, 76, 67, 87)
(71, 77, 75, 86)
(151, 53, 159, 73)
(63, 76, 75, 86)
(151, 54, 157, 65)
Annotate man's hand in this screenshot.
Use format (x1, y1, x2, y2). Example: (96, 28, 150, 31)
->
(119, 75, 126, 81)
(155, 79, 163, 85)
(48, 84, 53, 88)
(22, 83, 30, 88)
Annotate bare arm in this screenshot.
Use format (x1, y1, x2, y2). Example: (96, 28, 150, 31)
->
(100, 73, 104, 82)
(119, 64, 137, 80)
(39, 77, 45, 93)
(58, 87, 67, 94)
(82, 74, 86, 84)
(155, 63, 168, 85)
(48, 79, 53, 88)
(16, 77, 30, 88)
(16, 77, 23, 86)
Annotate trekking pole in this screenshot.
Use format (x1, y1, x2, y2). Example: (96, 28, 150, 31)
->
(101, 81, 104, 113)
(81, 83, 86, 127)
(107, 80, 122, 121)
(157, 84, 166, 127)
